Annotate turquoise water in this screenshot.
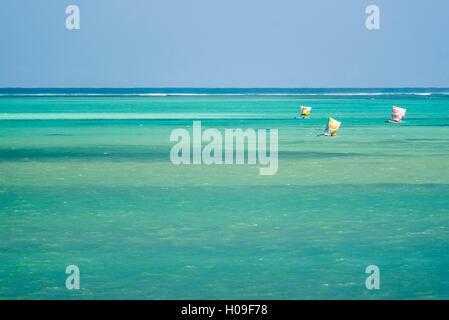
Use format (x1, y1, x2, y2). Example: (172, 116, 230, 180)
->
(1, 90, 449, 299)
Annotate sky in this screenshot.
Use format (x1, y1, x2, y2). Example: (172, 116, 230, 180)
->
(0, 0, 448, 88)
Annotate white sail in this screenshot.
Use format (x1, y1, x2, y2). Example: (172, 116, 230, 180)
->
(390, 106, 407, 122)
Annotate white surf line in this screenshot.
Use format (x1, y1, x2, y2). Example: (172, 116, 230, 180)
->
(0, 113, 270, 120)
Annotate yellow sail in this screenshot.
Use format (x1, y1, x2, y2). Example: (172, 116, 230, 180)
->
(325, 117, 341, 136)
(300, 106, 312, 118)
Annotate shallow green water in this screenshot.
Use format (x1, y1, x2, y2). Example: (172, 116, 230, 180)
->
(1, 93, 449, 299)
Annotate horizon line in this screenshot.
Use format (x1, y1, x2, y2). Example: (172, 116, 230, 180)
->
(1, 87, 449, 90)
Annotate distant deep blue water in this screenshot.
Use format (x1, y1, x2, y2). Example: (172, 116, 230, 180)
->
(1, 87, 449, 97)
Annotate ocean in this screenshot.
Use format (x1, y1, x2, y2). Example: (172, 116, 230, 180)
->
(0, 88, 448, 299)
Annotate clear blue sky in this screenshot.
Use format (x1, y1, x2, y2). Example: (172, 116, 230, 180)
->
(0, 0, 448, 88)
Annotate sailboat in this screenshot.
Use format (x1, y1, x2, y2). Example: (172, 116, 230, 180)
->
(388, 106, 407, 123)
(298, 106, 312, 119)
(324, 117, 341, 136)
